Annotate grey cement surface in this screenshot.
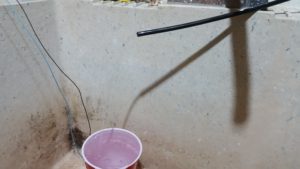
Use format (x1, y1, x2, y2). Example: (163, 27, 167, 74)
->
(0, 0, 300, 168)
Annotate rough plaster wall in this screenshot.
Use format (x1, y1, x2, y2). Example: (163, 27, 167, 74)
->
(0, 0, 300, 169)
(50, 1, 300, 169)
(274, 0, 300, 9)
(0, 1, 70, 168)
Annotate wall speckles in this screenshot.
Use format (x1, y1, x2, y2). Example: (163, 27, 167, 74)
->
(1, 0, 300, 169)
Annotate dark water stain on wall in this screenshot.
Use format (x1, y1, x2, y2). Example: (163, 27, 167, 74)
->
(26, 109, 70, 169)
(68, 127, 87, 148)
(2, 109, 71, 169)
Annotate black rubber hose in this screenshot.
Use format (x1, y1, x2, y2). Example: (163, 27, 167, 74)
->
(137, 0, 290, 37)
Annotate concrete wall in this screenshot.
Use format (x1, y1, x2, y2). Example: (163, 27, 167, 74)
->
(0, 0, 299, 169)
(53, 1, 299, 169)
(0, 1, 70, 168)
(274, 0, 300, 9)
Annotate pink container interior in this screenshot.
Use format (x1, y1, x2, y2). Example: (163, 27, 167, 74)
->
(82, 128, 142, 169)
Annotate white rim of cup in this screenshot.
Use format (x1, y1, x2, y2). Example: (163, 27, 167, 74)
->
(82, 128, 143, 169)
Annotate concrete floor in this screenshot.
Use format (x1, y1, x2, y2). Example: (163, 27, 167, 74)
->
(52, 151, 85, 169)
(52, 150, 144, 169)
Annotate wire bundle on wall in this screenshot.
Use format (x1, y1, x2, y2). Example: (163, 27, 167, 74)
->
(10, 0, 92, 147)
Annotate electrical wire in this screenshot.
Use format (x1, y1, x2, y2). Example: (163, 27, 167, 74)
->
(137, 0, 290, 37)
(15, 0, 91, 136)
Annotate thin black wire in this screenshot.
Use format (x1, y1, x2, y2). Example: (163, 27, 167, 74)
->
(137, 0, 290, 37)
(15, 0, 91, 136)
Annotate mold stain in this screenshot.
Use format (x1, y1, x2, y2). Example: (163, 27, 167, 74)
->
(0, 109, 72, 169)
(25, 109, 70, 169)
(137, 160, 144, 169)
(68, 127, 87, 149)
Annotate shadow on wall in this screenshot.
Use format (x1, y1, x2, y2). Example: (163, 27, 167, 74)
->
(123, 13, 253, 128)
(230, 13, 252, 125)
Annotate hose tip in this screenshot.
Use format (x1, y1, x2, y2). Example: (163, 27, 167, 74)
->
(137, 32, 143, 37)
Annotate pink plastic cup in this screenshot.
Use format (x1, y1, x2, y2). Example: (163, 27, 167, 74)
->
(82, 128, 143, 169)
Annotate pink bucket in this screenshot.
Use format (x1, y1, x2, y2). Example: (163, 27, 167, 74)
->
(82, 128, 143, 169)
